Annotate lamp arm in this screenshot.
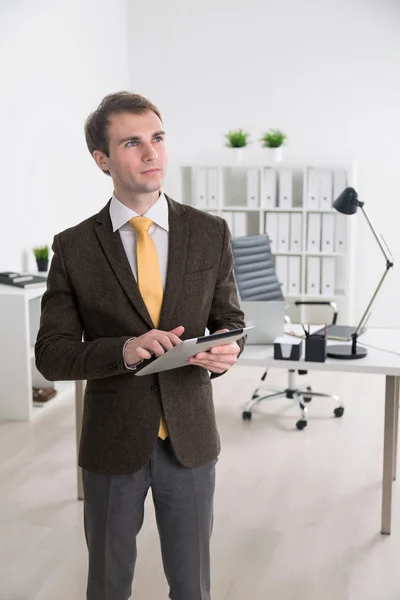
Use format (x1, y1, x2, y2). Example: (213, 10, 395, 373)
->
(360, 205, 393, 264)
(354, 267, 392, 336)
(354, 205, 394, 337)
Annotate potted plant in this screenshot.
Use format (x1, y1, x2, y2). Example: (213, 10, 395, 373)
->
(260, 129, 287, 162)
(224, 128, 250, 162)
(33, 245, 49, 272)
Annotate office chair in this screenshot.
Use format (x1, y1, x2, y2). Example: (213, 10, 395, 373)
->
(232, 234, 344, 430)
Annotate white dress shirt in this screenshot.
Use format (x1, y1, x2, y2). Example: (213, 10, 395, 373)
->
(109, 192, 169, 368)
(109, 191, 169, 289)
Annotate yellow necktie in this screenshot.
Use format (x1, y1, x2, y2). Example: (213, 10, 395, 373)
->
(129, 216, 168, 440)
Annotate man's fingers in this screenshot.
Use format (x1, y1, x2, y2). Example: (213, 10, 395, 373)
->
(210, 343, 239, 355)
(146, 340, 166, 357)
(168, 326, 185, 344)
(189, 355, 237, 368)
(190, 360, 228, 373)
(194, 345, 239, 360)
(135, 347, 153, 360)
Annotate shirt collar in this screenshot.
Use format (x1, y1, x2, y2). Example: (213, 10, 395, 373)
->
(109, 192, 169, 233)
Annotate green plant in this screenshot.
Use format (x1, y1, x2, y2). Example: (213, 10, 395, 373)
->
(224, 128, 249, 148)
(33, 245, 49, 261)
(260, 129, 287, 148)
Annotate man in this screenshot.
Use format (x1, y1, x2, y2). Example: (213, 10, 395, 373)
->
(35, 91, 245, 600)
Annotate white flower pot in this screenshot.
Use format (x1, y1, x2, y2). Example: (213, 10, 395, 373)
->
(264, 146, 284, 163)
(233, 147, 245, 163)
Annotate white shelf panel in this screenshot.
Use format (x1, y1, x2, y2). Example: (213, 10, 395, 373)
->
(0, 283, 46, 300)
(304, 252, 345, 257)
(274, 252, 345, 257)
(180, 159, 355, 169)
(261, 207, 303, 213)
(221, 206, 261, 212)
(304, 208, 336, 213)
(180, 159, 356, 325)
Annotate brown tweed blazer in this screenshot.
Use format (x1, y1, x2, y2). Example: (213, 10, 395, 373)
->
(35, 196, 245, 474)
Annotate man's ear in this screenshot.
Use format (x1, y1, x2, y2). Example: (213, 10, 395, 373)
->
(93, 150, 110, 173)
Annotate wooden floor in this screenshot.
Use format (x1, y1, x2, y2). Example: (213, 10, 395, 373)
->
(1, 365, 400, 600)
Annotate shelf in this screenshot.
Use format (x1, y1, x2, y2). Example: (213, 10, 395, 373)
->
(0, 284, 46, 300)
(304, 251, 345, 257)
(291, 294, 345, 300)
(180, 159, 355, 169)
(180, 160, 356, 327)
(261, 207, 304, 212)
(216, 206, 336, 213)
(32, 382, 74, 419)
(305, 208, 335, 213)
(273, 251, 345, 257)
(221, 206, 261, 212)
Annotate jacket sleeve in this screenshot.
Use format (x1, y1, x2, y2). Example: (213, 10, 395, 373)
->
(207, 219, 246, 379)
(35, 234, 132, 382)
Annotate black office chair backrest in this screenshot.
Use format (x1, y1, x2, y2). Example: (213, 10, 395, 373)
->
(232, 234, 284, 301)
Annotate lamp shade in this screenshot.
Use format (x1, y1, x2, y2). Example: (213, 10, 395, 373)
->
(333, 187, 360, 215)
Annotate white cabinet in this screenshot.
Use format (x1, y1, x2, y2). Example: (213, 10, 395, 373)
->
(0, 284, 74, 420)
(179, 160, 356, 324)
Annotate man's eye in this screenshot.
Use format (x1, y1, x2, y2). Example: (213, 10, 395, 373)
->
(153, 136, 163, 142)
(126, 141, 138, 147)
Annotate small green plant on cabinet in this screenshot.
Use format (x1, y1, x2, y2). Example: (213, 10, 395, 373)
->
(33, 245, 49, 261)
(225, 129, 249, 148)
(260, 129, 287, 148)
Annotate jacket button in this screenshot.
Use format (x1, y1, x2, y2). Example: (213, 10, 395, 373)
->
(151, 385, 160, 394)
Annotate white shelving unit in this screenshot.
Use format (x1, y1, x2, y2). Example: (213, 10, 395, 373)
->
(0, 283, 74, 420)
(179, 159, 357, 325)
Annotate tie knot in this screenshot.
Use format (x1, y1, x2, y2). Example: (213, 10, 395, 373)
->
(128, 216, 153, 233)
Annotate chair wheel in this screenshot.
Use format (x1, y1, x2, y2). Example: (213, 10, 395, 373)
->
(334, 407, 344, 418)
(242, 411, 252, 420)
(296, 420, 307, 430)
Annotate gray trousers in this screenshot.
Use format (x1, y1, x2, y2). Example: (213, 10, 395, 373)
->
(82, 438, 216, 600)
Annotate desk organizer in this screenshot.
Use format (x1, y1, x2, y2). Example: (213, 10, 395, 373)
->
(274, 337, 303, 361)
(305, 334, 327, 362)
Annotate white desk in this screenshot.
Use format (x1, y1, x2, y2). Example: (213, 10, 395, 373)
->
(74, 327, 400, 534)
(239, 327, 400, 535)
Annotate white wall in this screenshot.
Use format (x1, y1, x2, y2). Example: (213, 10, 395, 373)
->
(127, 0, 400, 327)
(0, 0, 129, 273)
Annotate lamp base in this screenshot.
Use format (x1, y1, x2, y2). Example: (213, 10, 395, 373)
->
(327, 344, 368, 360)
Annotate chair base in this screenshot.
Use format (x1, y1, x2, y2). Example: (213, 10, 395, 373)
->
(242, 375, 344, 430)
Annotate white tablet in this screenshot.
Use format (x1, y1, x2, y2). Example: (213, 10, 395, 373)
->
(135, 327, 252, 376)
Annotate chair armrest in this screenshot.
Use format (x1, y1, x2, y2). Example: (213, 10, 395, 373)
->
(292, 300, 338, 325)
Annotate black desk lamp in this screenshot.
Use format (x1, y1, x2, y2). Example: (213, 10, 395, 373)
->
(327, 187, 394, 360)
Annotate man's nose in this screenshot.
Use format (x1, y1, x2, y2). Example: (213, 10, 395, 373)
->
(143, 143, 158, 162)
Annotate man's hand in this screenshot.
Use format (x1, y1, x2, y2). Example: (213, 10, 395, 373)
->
(124, 326, 185, 366)
(188, 329, 240, 374)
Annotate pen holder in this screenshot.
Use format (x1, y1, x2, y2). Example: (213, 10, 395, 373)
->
(305, 334, 327, 363)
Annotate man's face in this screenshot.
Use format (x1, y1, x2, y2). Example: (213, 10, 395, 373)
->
(95, 110, 167, 194)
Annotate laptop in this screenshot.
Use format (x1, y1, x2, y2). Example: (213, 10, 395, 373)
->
(313, 324, 366, 341)
(241, 300, 285, 344)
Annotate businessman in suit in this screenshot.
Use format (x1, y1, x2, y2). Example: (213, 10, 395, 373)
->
(35, 91, 245, 600)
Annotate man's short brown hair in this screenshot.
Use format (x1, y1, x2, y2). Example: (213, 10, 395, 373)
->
(84, 91, 162, 158)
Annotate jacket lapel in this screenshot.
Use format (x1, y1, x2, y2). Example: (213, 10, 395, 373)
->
(95, 201, 154, 329)
(159, 196, 189, 331)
